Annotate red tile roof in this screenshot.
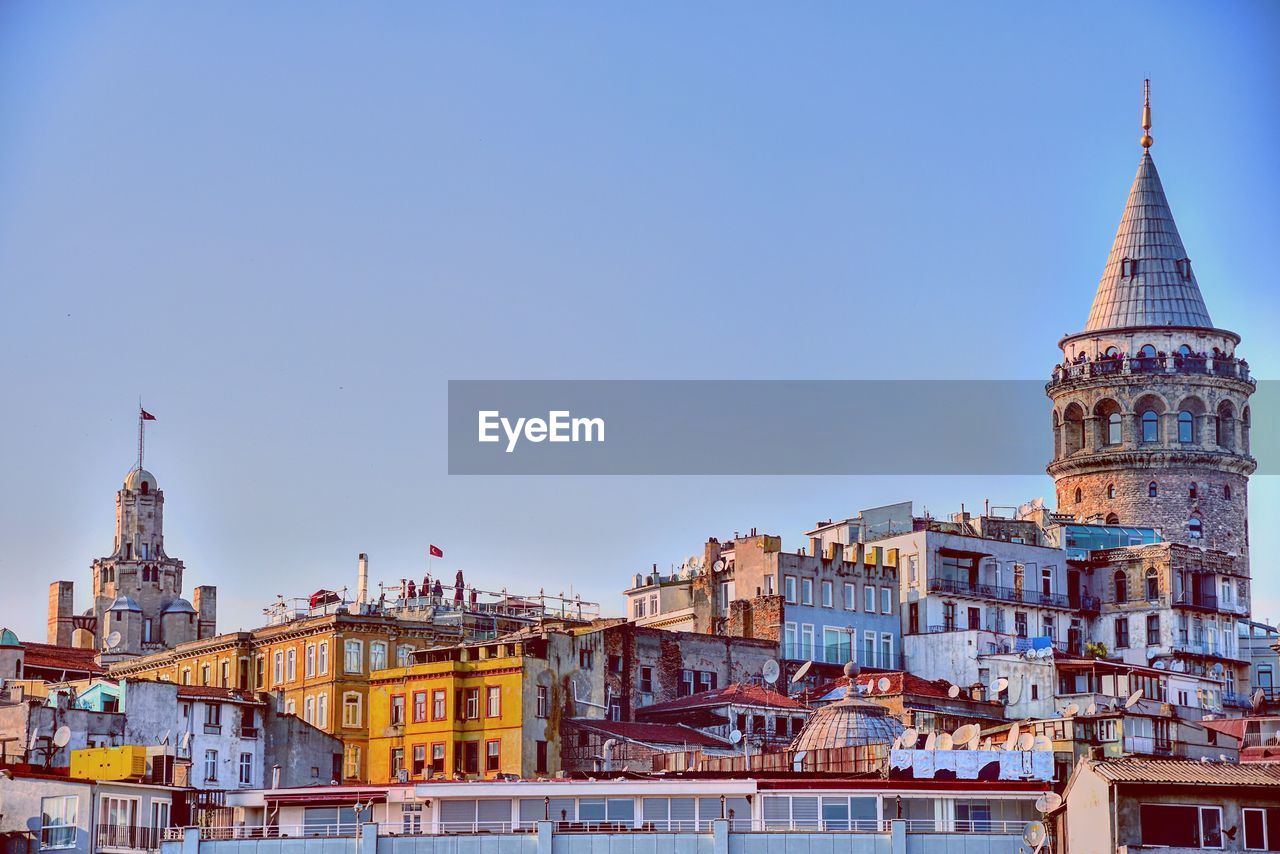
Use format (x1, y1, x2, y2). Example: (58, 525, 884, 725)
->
(1090, 757, 1280, 786)
(21, 642, 104, 675)
(568, 719, 727, 749)
(807, 672, 999, 705)
(174, 684, 264, 704)
(638, 683, 806, 715)
(1200, 717, 1248, 740)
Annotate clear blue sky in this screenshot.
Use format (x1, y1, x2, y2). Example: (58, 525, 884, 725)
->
(1, 3, 1277, 639)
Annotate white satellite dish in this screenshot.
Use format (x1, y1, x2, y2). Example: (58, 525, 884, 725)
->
(762, 659, 781, 685)
(181, 731, 192, 750)
(1003, 723, 1020, 751)
(159, 730, 171, 745)
(1085, 703, 1098, 716)
(900, 727, 919, 749)
(935, 733, 954, 751)
(1017, 732, 1035, 751)
(1042, 792, 1062, 812)
(947, 684, 960, 699)
(27, 726, 40, 751)
(1032, 734, 1053, 752)
(712, 558, 727, 573)
(1063, 702, 1080, 717)
(1146, 648, 1157, 660)
(1024, 649, 1037, 661)
(52, 726, 71, 748)
(1124, 689, 1144, 709)
(877, 677, 891, 693)
(1154, 660, 1167, 670)
(791, 661, 814, 684)
(1024, 820, 1048, 852)
(923, 732, 937, 751)
(728, 729, 743, 745)
(104, 631, 123, 651)
(1252, 689, 1266, 710)
(953, 724, 979, 746)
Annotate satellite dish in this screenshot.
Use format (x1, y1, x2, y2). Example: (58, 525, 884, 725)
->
(900, 727, 919, 749)
(712, 559, 727, 573)
(935, 733, 954, 751)
(762, 659, 781, 685)
(947, 684, 960, 699)
(1085, 703, 1098, 716)
(1063, 702, 1080, 717)
(1017, 733, 1035, 751)
(728, 729, 743, 745)
(1032, 734, 1053, 752)
(1042, 792, 1062, 812)
(27, 726, 40, 751)
(1154, 660, 1167, 670)
(1252, 689, 1266, 710)
(877, 677, 891, 693)
(923, 732, 937, 751)
(1146, 648, 1157, 660)
(1024, 820, 1048, 852)
(980, 737, 993, 751)
(953, 724, 979, 746)
(1124, 689, 1144, 709)
(181, 731, 192, 750)
(159, 730, 171, 745)
(1034, 795, 1048, 813)
(791, 661, 814, 684)
(1211, 663, 1225, 677)
(1004, 723, 1020, 751)
(104, 631, 123, 651)
(52, 727, 71, 748)
(1024, 649, 1037, 661)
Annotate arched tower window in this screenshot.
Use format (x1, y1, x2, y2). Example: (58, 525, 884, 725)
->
(140, 481, 149, 495)
(1141, 410, 1159, 443)
(1216, 401, 1235, 449)
(1114, 571, 1128, 603)
(1138, 344, 1156, 358)
(1145, 568, 1159, 601)
(1074, 487, 1082, 504)
(1107, 483, 1116, 499)
(1224, 484, 1232, 500)
(1178, 411, 1195, 443)
(1106, 413, 1122, 446)
(1063, 404, 1086, 456)
(1188, 517, 1203, 539)
(1189, 482, 1198, 499)
(1105, 513, 1119, 525)
(1148, 481, 1158, 498)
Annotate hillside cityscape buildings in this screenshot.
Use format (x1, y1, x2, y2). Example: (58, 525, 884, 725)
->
(1, 89, 1276, 854)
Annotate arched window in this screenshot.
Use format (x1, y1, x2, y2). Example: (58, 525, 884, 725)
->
(1105, 513, 1120, 525)
(1074, 487, 1082, 504)
(1141, 410, 1159, 442)
(1224, 484, 1232, 500)
(1189, 482, 1198, 499)
(1178, 411, 1195, 443)
(1138, 344, 1156, 358)
(140, 481, 149, 495)
(1145, 568, 1159, 601)
(1104, 346, 1119, 357)
(1178, 344, 1193, 357)
(1148, 481, 1158, 498)
(1114, 571, 1128, 603)
(1106, 412, 1122, 446)
(1188, 518, 1203, 539)
(1107, 483, 1116, 499)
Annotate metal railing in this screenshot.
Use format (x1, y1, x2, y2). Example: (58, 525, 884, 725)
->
(1048, 355, 1253, 389)
(1122, 736, 1180, 757)
(167, 824, 360, 840)
(95, 824, 166, 851)
(781, 643, 903, 670)
(927, 577, 1070, 609)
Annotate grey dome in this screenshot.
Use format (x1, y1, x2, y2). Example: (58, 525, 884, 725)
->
(108, 595, 142, 613)
(790, 694, 903, 752)
(162, 598, 196, 615)
(123, 469, 158, 492)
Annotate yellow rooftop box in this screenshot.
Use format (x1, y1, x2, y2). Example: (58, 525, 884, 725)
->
(70, 745, 147, 781)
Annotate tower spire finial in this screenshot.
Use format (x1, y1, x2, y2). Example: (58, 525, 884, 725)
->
(1140, 78, 1153, 150)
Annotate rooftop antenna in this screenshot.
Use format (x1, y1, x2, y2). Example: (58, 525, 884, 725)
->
(1140, 78, 1154, 150)
(136, 402, 156, 472)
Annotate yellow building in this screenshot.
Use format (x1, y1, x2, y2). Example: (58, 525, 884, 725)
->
(367, 636, 580, 783)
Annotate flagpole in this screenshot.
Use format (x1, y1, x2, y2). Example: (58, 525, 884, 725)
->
(137, 401, 144, 473)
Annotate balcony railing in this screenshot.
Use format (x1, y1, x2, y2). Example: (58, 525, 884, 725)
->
(927, 577, 1071, 609)
(1172, 591, 1219, 612)
(1170, 641, 1249, 662)
(95, 824, 166, 851)
(1048, 355, 1253, 390)
(782, 643, 903, 670)
(1122, 736, 1180, 757)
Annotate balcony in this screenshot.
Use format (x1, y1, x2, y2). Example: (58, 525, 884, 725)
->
(926, 577, 1071, 610)
(1170, 641, 1249, 663)
(1048, 354, 1254, 390)
(1171, 591, 1218, 613)
(1122, 736, 1181, 757)
(96, 824, 165, 852)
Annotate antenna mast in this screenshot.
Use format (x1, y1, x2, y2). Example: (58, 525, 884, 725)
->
(137, 402, 145, 472)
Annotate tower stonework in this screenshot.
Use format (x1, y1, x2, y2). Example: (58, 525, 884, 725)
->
(1046, 97, 1255, 569)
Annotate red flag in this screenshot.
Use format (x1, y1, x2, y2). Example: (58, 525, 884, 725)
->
(140, 409, 157, 421)
(429, 545, 444, 558)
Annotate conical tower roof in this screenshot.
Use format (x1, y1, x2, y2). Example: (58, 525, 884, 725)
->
(1084, 144, 1213, 331)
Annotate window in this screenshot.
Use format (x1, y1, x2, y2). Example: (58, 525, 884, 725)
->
(1242, 807, 1273, 850)
(843, 583, 855, 610)
(318, 641, 329, 674)
(317, 694, 328, 728)
(1098, 719, 1118, 742)
(639, 667, 653, 694)
(305, 643, 316, 677)
(697, 671, 717, 693)
(411, 744, 426, 777)
(633, 598, 646, 619)
(238, 752, 253, 785)
(1139, 804, 1222, 848)
(1015, 611, 1027, 638)
(1114, 570, 1128, 602)
(1074, 487, 1082, 504)
(880, 634, 893, 667)
(204, 749, 219, 781)
(1115, 617, 1130, 649)
(536, 685, 549, 718)
(1141, 410, 1159, 442)
(1224, 484, 1232, 500)
(944, 602, 957, 632)
(821, 580, 833, 608)
(1189, 482, 1199, 499)
(1042, 615, 1055, 640)
(304, 696, 315, 724)
(40, 796, 77, 849)
(801, 578, 813, 606)
(1178, 411, 1195, 443)
(579, 648, 594, 669)
(784, 623, 797, 660)
(342, 692, 361, 727)
(1106, 483, 1116, 499)
(1188, 517, 1203, 539)
(390, 748, 405, 777)
(397, 645, 414, 667)
(1149, 481, 1158, 498)
(1145, 568, 1159, 600)
(390, 694, 405, 725)
(343, 745, 361, 779)
(1121, 257, 1138, 277)
(462, 742, 479, 775)
(1041, 567, 1053, 597)
(485, 740, 501, 772)
(285, 649, 296, 682)
(430, 743, 446, 775)
(801, 624, 815, 660)
(464, 687, 480, 720)
(763, 576, 774, 596)
(432, 689, 446, 721)
(200, 664, 211, 686)
(486, 686, 501, 718)
(344, 640, 363, 673)
(881, 587, 892, 614)
(784, 576, 797, 604)
(370, 642, 388, 672)
(535, 740, 548, 774)
(413, 691, 427, 722)
(1106, 412, 1122, 445)
(864, 585, 876, 613)
(908, 554, 918, 582)
(1146, 614, 1160, 646)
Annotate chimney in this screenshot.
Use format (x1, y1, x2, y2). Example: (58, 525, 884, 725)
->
(356, 554, 369, 606)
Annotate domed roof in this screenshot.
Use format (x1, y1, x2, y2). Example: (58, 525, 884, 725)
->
(0, 628, 20, 647)
(789, 692, 903, 752)
(108, 595, 142, 613)
(162, 598, 196, 615)
(123, 469, 158, 492)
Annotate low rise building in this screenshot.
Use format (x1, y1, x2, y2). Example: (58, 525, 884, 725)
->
(635, 683, 808, 751)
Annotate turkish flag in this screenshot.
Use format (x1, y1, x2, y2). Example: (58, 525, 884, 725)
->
(429, 545, 444, 558)
(140, 409, 157, 421)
